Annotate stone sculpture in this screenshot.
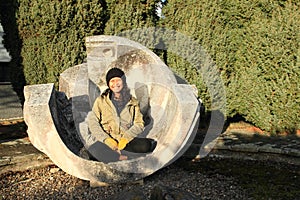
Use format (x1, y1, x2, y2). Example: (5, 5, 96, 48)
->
(23, 35, 200, 184)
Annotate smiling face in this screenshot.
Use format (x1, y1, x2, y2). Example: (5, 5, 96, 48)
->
(108, 77, 124, 95)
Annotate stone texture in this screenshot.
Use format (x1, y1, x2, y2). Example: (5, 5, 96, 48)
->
(204, 129, 300, 159)
(59, 64, 83, 99)
(85, 35, 177, 86)
(0, 138, 52, 174)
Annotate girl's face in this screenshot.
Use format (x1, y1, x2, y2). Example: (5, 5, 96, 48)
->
(109, 77, 124, 94)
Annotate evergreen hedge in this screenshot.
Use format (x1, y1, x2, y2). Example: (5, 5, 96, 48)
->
(161, 0, 300, 133)
(15, 0, 106, 86)
(104, 0, 159, 35)
(0, 0, 299, 133)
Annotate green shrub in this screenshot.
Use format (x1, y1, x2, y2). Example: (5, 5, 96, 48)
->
(1, 0, 299, 133)
(104, 0, 159, 35)
(161, 0, 300, 133)
(17, 0, 106, 86)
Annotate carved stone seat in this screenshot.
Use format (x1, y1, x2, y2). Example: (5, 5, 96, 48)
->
(23, 35, 200, 184)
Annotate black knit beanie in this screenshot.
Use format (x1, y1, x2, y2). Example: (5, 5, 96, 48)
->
(106, 68, 126, 86)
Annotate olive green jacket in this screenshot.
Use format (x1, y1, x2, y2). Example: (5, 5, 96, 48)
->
(89, 92, 144, 143)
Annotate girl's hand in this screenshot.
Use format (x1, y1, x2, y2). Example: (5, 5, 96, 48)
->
(104, 138, 118, 150)
(118, 138, 129, 150)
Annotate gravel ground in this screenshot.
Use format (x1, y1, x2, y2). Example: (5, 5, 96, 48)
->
(0, 158, 250, 200)
(1, 155, 299, 200)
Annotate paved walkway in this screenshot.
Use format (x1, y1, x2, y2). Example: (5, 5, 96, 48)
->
(214, 130, 300, 157)
(0, 23, 21, 120)
(0, 84, 23, 121)
(0, 136, 52, 174)
(208, 129, 300, 166)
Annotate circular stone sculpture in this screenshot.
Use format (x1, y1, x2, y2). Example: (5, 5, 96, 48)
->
(23, 35, 200, 184)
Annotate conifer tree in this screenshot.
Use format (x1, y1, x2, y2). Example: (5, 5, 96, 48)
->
(161, 0, 300, 133)
(104, 0, 160, 35)
(17, 0, 106, 85)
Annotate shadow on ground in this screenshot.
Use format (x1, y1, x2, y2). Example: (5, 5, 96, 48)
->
(1, 119, 299, 199)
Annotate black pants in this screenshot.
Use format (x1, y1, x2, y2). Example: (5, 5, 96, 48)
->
(123, 138, 157, 153)
(82, 138, 157, 163)
(87, 141, 120, 163)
